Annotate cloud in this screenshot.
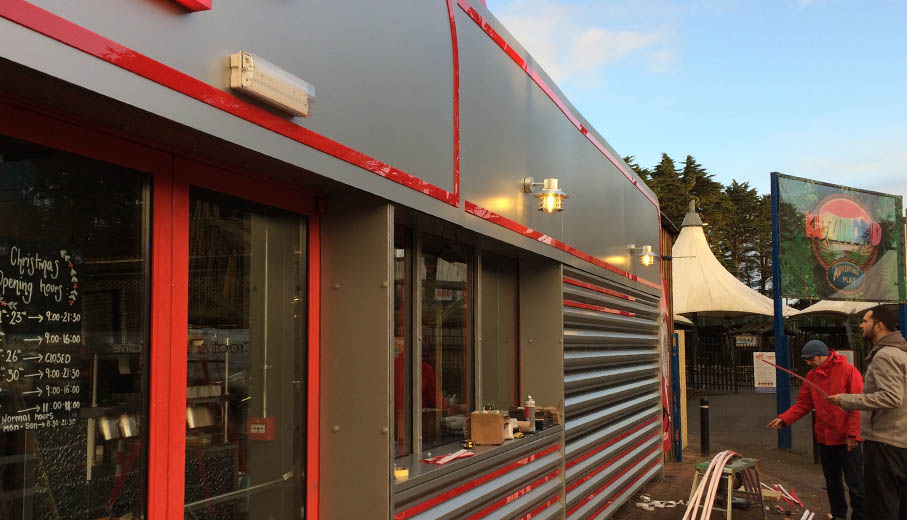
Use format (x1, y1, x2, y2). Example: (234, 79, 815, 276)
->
(491, 0, 674, 86)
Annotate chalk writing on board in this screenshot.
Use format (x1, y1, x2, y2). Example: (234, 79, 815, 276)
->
(0, 244, 82, 431)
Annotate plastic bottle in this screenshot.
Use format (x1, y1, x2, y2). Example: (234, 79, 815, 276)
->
(525, 395, 536, 432)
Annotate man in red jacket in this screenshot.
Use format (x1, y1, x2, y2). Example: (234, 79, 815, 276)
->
(766, 340, 864, 520)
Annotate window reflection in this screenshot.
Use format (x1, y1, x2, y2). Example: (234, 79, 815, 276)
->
(420, 236, 471, 451)
(0, 135, 149, 520)
(185, 190, 305, 520)
(393, 228, 411, 458)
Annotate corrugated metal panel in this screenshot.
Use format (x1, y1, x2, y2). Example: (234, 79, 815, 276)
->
(393, 427, 564, 520)
(562, 266, 662, 519)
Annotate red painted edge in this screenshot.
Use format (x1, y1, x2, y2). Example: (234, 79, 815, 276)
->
(0, 0, 458, 207)
(564, 300, 636, 317)
(519, 493, 562, 520)
(566, 448, 660, 517)
(394, 443, 561, 520)
(170, 0, 212, 11)
(148, 167, 173, 520)
(465, 201, 661, 291)
(466, 468, 562, 520)
(564, 417, 658, 470)
(565, 433, 659, 494)
(307, 215, 321, 520)
(587, 461, 661, 519)
(563, 276, 635, 302)
(167, 175, 190, 519)
(455, 0, 657, 209)
(446, 0, 460, 202)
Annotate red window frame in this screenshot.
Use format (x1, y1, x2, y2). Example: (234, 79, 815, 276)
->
(0, 94, 321, 520)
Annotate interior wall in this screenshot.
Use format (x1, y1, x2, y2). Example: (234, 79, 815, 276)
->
(319, 192, 393, 518)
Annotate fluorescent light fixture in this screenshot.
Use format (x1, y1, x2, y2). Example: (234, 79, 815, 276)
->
(230, 52, 315, 117)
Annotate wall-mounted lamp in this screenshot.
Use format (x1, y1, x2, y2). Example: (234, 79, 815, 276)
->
(628, 244, 657, 266)
(230, 51, 315, 117)
(522, 177, 568, 214)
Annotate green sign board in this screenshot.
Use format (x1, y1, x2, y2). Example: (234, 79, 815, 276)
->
(777, 173, 905, 302)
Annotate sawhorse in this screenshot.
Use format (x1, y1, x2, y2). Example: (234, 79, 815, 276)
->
(688, 456, 767, 520)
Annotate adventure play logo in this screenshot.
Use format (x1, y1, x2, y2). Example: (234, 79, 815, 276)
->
(804, 196, 882, 293)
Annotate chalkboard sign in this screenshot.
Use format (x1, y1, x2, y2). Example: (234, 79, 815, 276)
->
(0, 242, 83, 432)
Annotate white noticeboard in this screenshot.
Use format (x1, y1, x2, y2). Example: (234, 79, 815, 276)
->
(838, 349, 855, 365)
(753, 352, 777, 393)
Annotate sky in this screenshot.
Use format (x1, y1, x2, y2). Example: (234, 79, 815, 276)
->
(483, 0, 907, 203)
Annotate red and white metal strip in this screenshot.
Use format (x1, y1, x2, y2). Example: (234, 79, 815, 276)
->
(0, 0, 460, 206)
(455, 0, 657, 209)
(519, 493, 562, 520)
(564, 300, 636, 317)
(445, 0, 461, 201)
(466, 201, 661, 290)
(466, 468, 562, 520)
(563, 276, 636, 302)
(566, 448, 661, 517)
(587, 460, 661, 519)
(565, 433, 660, 494)
(394, 443, 562, 520)
(565, 417, 659, 470)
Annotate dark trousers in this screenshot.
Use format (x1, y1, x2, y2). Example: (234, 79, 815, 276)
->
(819, 443, 864, 520)
(864, 440, 907, 520)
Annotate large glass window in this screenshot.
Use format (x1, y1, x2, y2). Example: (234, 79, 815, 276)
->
(420, 235, 472, 451)
(184, 190, 306, 520)
(0, 135, 150, 519)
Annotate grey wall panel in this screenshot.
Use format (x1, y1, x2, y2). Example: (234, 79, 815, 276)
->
(393, 428, 564, 520)
(561, 266, 662, 519)
(29, 0, 456, 192)
(2, 3, 665, 292)
(320, 193, 393, 519)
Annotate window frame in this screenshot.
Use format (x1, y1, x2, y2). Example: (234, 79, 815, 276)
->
(0, 95, 322, 520)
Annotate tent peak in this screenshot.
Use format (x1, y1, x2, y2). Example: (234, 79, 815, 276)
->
(681, 199, 703, 227)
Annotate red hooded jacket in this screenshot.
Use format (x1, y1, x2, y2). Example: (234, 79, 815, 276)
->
(779, 351, 863, 445)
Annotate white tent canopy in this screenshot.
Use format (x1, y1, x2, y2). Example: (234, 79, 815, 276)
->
(795, 300, 876, 316)
(672, 201, 797, 318)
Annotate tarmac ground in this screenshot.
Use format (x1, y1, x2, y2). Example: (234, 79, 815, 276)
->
(612, 390, 853, 519)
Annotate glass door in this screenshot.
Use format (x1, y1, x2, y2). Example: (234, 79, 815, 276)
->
(183, 189, 306, 520)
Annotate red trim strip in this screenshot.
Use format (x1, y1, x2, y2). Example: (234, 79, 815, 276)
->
(148, 167, 174, 520)
(170, 0, 212, 11)
(566, 448, 660, 517)
(446, 0, 460, 201)
(519, 494, 562, 520)
(587, 461, 661, 519)
(563, 276, 635, 302)
(565, 417, 658, 470)
(455, 0, 657, 209)
(168, 176, 190, 519)
(307, 215, 321, 520)
(465, 202, 661, 290)
(0, 0, 458, 206)
(466, 469, 562, 520)
(564, 300, 635, 317)
(565, 433, 659, 494)
(395, 443, 561, 520)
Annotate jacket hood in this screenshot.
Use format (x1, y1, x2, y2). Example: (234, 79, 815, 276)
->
(815, 350, 847, 376)
(868, 331, 907, 360)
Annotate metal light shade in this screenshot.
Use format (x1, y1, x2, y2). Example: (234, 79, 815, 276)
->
(639, 245, 656, 266)
(532, 178, 567, 213)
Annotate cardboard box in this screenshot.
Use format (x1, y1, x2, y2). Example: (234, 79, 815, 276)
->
(470, 411, 504, 445)
(543, 407, 561, 425)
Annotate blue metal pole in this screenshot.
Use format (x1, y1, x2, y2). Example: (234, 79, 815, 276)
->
(771, 172, 792, 449)
(671, 332, 682, 462)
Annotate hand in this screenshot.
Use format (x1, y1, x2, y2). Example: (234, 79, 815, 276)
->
(765, 418, 784, 430)
(846, 439, 859, 452)
(826, 394, 840, 405)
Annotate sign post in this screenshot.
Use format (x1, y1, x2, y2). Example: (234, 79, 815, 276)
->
(770, 172, 792, 449)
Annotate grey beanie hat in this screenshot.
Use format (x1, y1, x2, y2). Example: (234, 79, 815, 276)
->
(801, 339, 829, 359)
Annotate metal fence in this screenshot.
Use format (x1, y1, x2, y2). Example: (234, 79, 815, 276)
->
(687, 326, 867, 392)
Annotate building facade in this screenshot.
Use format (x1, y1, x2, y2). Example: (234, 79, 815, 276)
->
(0, 1, 666, 518)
